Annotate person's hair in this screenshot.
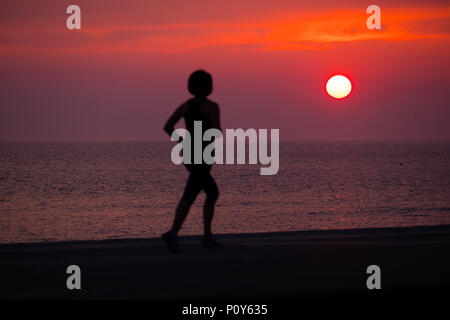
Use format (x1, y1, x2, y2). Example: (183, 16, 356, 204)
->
(188, 70, 213, 97)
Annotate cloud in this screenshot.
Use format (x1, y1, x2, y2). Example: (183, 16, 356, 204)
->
(0, 3, 449, 54)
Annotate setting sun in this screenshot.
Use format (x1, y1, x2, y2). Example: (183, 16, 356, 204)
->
(326, 75, 352, 99)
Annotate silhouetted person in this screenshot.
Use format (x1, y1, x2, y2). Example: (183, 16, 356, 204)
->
(162, 70, 222, 253)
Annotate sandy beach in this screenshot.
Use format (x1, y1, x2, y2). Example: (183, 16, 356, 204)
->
(1, 225, 449, 300)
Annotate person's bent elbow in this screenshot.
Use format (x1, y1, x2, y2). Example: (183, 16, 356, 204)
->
(164, 125, 173, 137)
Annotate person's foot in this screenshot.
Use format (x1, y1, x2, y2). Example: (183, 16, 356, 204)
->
(201, 234, 223, 249)
(161, 230, 179, 254)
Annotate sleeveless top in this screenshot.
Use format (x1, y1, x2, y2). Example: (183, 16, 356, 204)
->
(183, 98, 213, 170)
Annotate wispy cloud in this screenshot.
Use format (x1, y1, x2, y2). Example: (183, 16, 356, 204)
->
(1, 5, 449, 54)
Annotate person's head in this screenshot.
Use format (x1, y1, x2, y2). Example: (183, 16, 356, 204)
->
(188, 70, 213, 97)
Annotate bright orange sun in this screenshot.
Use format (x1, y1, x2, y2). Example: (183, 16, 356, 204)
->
(326, 75, 352, 99)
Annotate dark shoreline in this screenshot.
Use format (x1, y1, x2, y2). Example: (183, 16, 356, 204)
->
(1, 224, 449, 300)
(1, 223, 449, 248)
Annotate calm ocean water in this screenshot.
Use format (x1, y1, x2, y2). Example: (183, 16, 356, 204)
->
(0, 142, 449, 244)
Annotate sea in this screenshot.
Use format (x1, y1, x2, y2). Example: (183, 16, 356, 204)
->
(0, 142, 449, 244)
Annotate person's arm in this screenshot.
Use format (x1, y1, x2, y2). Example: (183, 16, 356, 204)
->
(164, 103, 188, 137)
(210, 103, 221, 132)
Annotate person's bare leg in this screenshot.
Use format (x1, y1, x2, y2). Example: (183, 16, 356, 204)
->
(162, 199, 191, 253)
(202, 199, 222, 248)
(203, 199, 215, 235)
(171, 199, 191, 235)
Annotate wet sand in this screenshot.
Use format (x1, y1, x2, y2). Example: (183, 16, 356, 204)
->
(1, 225, 449, 299)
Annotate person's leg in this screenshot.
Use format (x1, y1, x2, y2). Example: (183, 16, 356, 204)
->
(162, 173, 201, 253)
(171, 172, 201, 235)
(201, 172, 219, 237)
(171, 199, 191, 235)
(203, 199, 215, 235)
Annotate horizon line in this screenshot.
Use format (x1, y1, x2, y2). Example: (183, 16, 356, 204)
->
(1, 139, 450, 143)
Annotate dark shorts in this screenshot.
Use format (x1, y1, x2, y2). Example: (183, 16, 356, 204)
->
(181, 164, 219, 204)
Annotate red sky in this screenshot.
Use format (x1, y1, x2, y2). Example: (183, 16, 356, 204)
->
(1, 0, 449, 141)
